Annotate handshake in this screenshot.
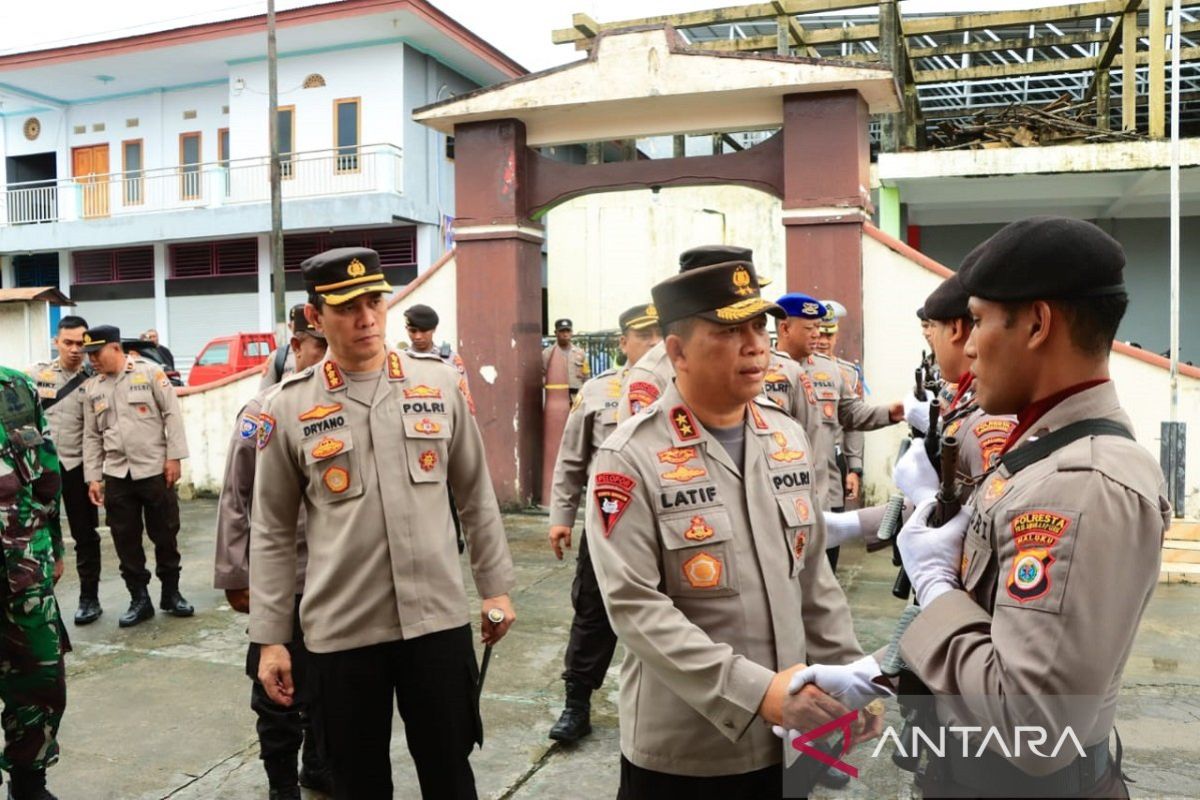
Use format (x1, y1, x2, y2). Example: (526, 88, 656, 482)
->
(764, 655, 894, 747)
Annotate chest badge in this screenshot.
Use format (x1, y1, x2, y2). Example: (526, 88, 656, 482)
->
(413, 418, 441, 435)
(299, 403, 343, 421)
(418, 450, 438, 472)
(311, 436, 345, 459)
(323, 465, 350, 493)
(404, 385, 442, 399)
(682, 552, 723, 589)
(683, 515, 715, 542)
(769, 432, 805, 464)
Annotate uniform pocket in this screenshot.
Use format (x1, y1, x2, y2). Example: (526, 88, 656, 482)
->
(303, 428, 363, 502)
(659, 510, 739, 598)
(402, 413, 451, 484)
(776, 493, 815, 577)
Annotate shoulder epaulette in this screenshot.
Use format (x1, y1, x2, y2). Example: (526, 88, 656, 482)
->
(278, 365, 316, 390)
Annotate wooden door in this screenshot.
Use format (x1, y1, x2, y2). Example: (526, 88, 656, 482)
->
(73, 145, 110, 218)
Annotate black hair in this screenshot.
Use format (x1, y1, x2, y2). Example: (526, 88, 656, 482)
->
(58, 315, 88, 331)
(1053, 293, 1129, 356)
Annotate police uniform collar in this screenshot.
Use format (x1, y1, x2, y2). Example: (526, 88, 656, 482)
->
(657, 381, 743, 476)
(318, 357, 348, 392)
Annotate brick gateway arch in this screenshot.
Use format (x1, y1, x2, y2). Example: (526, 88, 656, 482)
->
(415, 26, 899, 505)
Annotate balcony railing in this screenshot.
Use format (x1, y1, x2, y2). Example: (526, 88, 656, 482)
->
(0, 143, 403, 227)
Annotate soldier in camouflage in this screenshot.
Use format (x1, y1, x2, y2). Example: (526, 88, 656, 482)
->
(0, 366, 67, 800)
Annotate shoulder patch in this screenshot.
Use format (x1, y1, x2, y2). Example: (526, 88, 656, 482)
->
(593, 472, 637, 537)
(387, 351, 405, 380)
(747, 402, 769, 430)
(627, 380, 660, 416)
(238, 413, 260, 439)
(1005, 510, 1071, 604)
(322, 362, 345, 391)
(257, 413, 277, 449)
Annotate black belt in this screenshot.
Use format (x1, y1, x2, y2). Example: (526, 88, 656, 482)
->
(942, 735, 1114, 797)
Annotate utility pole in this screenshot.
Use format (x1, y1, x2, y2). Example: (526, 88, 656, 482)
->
(268, 0, 286, 345)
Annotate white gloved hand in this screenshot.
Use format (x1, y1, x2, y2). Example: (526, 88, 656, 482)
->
(786, 654, 895, 710)
(822, 510, 863, 549)
(897, 498, 971, 606)
(893, 444, 939, 506)
(903, 393, 931, 435)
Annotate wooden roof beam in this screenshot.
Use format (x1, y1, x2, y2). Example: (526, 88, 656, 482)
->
(551, 0, 880, 45)
(915, 42, 1200, 83)
(1085, 0, 1145, 100)
(903, 1, 1132, 37)
(909, 30, 1109, 59)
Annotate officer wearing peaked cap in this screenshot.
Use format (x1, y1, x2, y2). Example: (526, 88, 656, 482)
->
(586, 257, 865, 798)
(795, 217, 1171, 798)
(82, 324, 193, 627)
(546, 302, 661, 745)
(250, 247, 516, 799)
(615, 245, 771, 423)
(215, 304, 332, 797)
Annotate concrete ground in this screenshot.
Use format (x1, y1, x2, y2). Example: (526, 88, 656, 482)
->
(40, 500, 1200, 799)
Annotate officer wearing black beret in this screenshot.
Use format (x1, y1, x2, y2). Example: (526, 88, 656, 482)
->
(878, 216, 1169, 798)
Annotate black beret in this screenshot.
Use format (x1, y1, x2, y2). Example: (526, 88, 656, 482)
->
(404, 304, 439, 331)
(916, 306, 929, 322)
(302, 247, 392, 306)
(923, 275, 971, 321)
(289, 303, 323, 338)
(958, 216, 1126, 302)
(82, 325, 120, 352)
(652, 261, 784, 328)
(618, 303, 659, 331)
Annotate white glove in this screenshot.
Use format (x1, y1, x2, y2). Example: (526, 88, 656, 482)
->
(903, 393, 931, 435)
(786, 654, 895, 710)
(897, 498, 971, 606)
(822, 511, 862, 549)
(893, 443, 939, 506)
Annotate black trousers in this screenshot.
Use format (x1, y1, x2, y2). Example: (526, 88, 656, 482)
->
(103, 473, 181, 589)
(562, 532, 618, 690)
(61, 465, 101, 587)
(618, 756, 785, 800)
(246, 598, 320, 787)
(307, 624, 482, 800)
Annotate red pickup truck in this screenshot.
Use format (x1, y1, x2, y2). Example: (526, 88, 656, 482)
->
(187, 332, 276, 386)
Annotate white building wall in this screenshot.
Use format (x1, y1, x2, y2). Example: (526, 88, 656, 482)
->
(71, 297, 154, 342)
(0, 303, 52, 367)
(545, 185, 783, 333)
(227, 43, 405, 162)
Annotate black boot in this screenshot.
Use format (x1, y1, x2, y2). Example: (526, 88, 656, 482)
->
(548, 680, 592, 743)
(6, 767, 58, 800)
(118, 586, 155, 628)
(264, 755, 301, 800)
(159, 579, 194, 617)
(74, 583, 102, 626)
(299, 735, 334, 795)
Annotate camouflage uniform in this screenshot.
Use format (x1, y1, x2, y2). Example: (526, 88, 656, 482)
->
(0, 367, 66, 775)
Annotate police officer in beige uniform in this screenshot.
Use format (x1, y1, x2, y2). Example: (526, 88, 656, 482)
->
(615, 246, 769, 423)
(814, 300, 867, 509)
(214, 304, 331, 800)
(82, 325, 192, 627)
(587, 258, 865, 798)
(542, 318, 590, 399)
(27, 316, 103, 625)
(894, 275, 1017, 513)
(794, 217, 1171, 798)
(775, 294, 902, 570)
(546, 303, 660, 744)
(250, 248, 515, 800)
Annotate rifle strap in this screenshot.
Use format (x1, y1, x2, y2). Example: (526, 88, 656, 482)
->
(41, 369, 91, 412)
(999, 418, 1133, 476)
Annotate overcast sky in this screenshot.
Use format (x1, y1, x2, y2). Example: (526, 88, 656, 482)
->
(0, 0, 1094, 71)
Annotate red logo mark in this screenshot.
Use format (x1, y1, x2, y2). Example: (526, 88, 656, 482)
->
(790, 710, 860, 779)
